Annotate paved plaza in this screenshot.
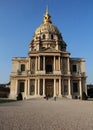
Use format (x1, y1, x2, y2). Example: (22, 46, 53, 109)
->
(0, 98, 93, 130)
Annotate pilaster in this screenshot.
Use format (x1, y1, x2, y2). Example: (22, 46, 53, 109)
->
(16, 80, 18, 96)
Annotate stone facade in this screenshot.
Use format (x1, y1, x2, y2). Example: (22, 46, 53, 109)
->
(9, 9, 87, 100)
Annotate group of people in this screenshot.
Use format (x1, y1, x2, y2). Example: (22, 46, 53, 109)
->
(44, 96, 57, 101)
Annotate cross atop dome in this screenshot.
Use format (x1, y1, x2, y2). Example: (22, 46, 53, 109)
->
(43, 5, 52, 24)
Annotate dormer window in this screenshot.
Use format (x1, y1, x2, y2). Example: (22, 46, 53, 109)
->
(42, 34, 46, 39)
(51, 34, 53, 39)
(21, 64, 25, 71)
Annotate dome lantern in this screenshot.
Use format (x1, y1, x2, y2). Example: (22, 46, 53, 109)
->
(43, 5, 52, 24)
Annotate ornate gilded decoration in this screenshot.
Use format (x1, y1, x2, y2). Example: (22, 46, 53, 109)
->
(43, 6, 52, 24)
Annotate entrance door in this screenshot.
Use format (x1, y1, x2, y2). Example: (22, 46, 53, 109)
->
(45, 79, 54, 97)
(19, 82, 24, 92)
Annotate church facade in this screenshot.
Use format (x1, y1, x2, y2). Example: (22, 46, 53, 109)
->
(9, 9, 87, 100)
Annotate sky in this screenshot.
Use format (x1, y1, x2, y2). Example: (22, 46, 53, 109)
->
(0, 0, 93, 84)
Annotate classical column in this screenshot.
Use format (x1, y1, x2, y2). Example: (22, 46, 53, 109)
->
(68, 78, 71, 96)
(59, 56, 60, 70)
(67, 57, 70, 73)
(38, 56, 40, 70)
(79, 79, 82, 97)
(35, 57, 37, 71)
(59, 78, 61, 96)
(25, 80, 27, 96)
(29, 58, 31, 70)
(38, 79, 40, 95)
(43, 56, 45, 70)
(54, 79, 56, 97)
(28, 79, 30, 95)
(35, 79, 37, 96)
(54, 56, 55, 71)
(43, 78, 45, 96)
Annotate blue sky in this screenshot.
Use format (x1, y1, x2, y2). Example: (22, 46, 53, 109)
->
(0, 0, 93, 84)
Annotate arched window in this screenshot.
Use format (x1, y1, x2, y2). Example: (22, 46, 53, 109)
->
(21, 64, 25, 71)
(42, 34, 46, 39)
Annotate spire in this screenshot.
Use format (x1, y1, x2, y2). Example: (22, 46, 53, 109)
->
(46, 5, 48, 13)
(43, 5, 52, 24)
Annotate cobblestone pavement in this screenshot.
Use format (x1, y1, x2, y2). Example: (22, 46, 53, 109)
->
(0, 99, 93, 130)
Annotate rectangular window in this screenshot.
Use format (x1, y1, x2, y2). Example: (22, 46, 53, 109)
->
(73, 83, 78, 93)
(21, 64, 25, 71)
(72, 65, 77, 72)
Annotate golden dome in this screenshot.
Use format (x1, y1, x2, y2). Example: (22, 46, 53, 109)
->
(30, 7, 67, 52)
(34, 7, 60, 35)
(35, 22, 60, 35)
